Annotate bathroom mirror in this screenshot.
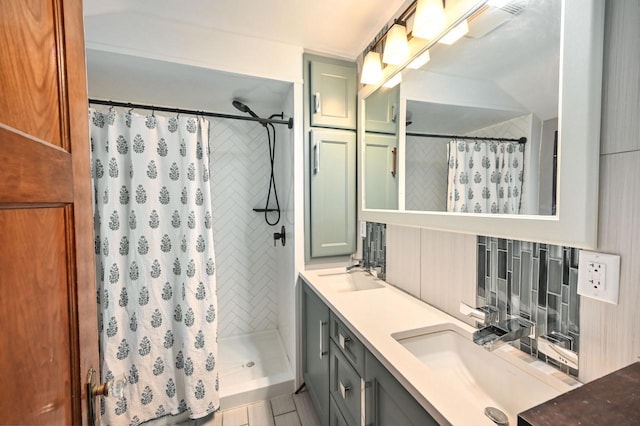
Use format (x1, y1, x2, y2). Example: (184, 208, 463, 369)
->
(358, 0, 604, 248)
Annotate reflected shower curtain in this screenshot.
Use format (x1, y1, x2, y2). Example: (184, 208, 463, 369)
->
(446, 140, 524, 214)
(90, 109, 219, 425)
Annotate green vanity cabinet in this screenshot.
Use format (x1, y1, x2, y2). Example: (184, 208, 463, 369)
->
(363, 132, 399, 210)
(309, 60, 358, 130)
(309, 128, 356, 257)
(364, 351, 439, 426)
(302, 279, 437, 425)
(302, 283, 331, 424)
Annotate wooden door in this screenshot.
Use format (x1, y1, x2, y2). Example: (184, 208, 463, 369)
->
(0, 1, 99, 424)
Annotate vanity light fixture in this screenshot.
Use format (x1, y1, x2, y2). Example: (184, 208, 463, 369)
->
(383, 73, 402, 88)
(408, 49, 431, 69)
(438, 19, 469, 45)
(412, 0, 447, 40)
(361, 50, 384, 85)
(382, 22, 410, 65)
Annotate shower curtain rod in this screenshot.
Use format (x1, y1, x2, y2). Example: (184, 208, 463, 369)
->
(89, 98, 294, 129)
(406, 132, 526, 144)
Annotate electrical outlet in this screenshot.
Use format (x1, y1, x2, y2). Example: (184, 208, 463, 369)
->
(578, 250, 620, 304)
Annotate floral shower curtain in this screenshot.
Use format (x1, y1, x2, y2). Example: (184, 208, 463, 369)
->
(90, 108, 219, 425)
(446, 140, 524, 214)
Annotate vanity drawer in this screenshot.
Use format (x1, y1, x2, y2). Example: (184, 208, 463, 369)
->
(330, 395, 350, 426)
(330, 342, 363, 426)
(330, 312, 365, 375)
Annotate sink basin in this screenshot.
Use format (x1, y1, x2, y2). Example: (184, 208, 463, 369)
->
(316, 270, 384, 292)
(393, 324, 571, 425)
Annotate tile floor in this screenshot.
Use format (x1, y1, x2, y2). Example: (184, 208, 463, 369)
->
(184, 391, 321, 426)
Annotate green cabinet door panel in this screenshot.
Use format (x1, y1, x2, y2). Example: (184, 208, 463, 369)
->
(302, 282, 331, 424)
(364, 133, 399, 210)
(310, 129, 356, 257)
(310, 61, 357, 130)
(365, 86, 399, 134)
(365, 351, 438, 426)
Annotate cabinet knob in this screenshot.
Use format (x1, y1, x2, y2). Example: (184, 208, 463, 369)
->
(339, 332, 351, 350)
(339, 381, 351, 399)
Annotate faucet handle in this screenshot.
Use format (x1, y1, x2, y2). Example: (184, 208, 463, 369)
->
(459, 302, 499, 325)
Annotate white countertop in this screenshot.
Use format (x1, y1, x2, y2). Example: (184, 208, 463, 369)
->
(300, 268, 580, 426)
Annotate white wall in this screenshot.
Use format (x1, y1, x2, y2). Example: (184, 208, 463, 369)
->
(84, 12, 303, 84)
(275, 85, 298, 367)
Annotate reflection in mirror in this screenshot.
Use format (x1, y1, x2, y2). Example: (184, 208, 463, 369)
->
(365, 0, 561, 216)
(364, 86, 400, 209)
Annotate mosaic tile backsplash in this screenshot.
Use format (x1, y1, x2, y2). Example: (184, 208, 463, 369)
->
(363, 222, 386, 279)
(477, 236, 580, 376)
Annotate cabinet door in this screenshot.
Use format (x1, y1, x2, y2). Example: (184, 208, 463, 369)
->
(364, 352, 438, 426)
(364, 133, 399, 210)
(302, 282, 331, 423)
(310, 129, 356, 257)
(0, 1, 98, 424)
(310, 60, 357, 130)
(365, 86, 399, 134)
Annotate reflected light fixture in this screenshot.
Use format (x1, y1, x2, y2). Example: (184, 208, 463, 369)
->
(438, 20, 469, 45)
(361, 51, 383, 85)
(412, 0, 446, 40)
(382, 22, 410, 65)
(408, 49, 431, 69)
(383, 73, 402, 88)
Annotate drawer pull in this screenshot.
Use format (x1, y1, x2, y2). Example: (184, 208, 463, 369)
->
(319, 320, 328, 360)
(339, 381, 351, 400)
(338, 332, 351, 350)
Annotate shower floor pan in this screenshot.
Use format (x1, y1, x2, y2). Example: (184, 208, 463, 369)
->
(218, 329, 294, 409)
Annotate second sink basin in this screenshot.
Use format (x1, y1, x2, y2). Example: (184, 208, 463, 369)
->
(316, 270, 385, 292)
(393, 324, 573, 425)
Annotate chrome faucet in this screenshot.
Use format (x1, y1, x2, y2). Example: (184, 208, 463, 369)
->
(345, 259, 365, 272)
(459, 302, 499, 326)
(460, 302, 534, 351)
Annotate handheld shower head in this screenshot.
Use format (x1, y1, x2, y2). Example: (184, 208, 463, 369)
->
(232, 100, 259, 119)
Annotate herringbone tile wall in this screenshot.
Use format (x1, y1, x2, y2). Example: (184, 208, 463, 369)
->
(209, 118, 279, 337)
(405, 136, 449, 212)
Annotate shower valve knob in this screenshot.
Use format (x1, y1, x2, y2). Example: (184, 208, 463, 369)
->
(273, 226, 286, 247)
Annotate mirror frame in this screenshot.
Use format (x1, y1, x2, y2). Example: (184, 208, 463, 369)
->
(358, 0, 605, 249)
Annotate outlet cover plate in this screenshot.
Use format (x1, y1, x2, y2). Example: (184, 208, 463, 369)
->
(577, 250, 620, 304)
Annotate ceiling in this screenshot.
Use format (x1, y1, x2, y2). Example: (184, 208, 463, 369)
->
(82, 0, 407, 60)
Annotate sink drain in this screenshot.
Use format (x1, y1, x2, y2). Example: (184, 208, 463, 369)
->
(244, 361, 255, 368)
(484, 407, 509, 425)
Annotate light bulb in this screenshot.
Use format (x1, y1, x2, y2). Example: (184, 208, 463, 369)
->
(408, 50, 431, 69)
(413, 0, 446, 40)
(361, 51, 383, 85)
(383, 73, 402, 88)
(382, 23, 410, 66)
(438, 20, 469, 45)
